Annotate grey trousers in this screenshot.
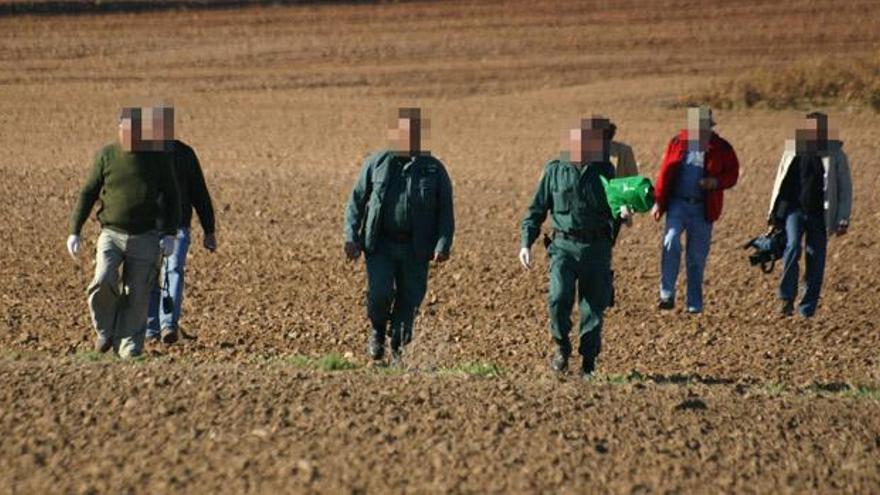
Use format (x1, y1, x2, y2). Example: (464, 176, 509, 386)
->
(88, 229, 160, 358)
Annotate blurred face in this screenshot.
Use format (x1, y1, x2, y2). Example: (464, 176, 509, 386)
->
(156, 106, 174, 143)
(568, 120, 609, 164)
(117, 110, 141, 152)
(389, 117, 420, 155)
(795, 116, 827, 154)
(686, 107, 713, 149)
(141, 106, 174, 151)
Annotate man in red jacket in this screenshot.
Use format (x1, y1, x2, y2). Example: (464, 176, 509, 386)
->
(651, 107, 739, 313)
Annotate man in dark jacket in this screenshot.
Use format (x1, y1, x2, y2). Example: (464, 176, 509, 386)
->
(767, 112, 852, 317)
(651, 107, 739, 314)
(144, 105, 217, 344)
(343, 108, 454, 366)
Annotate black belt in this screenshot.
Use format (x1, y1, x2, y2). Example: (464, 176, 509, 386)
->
(384, 231, 412, 243)
(554, 229, 610, 243)
(678, 197, 704, 205)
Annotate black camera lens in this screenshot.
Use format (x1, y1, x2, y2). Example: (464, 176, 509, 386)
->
(162, 296, 174, 314)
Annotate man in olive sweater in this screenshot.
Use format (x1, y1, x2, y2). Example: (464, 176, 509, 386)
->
(144, 105, 217, 344)
(67, 107, 180, 358)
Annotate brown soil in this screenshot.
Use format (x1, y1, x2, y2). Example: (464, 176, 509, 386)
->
(1, 0, 879, 492)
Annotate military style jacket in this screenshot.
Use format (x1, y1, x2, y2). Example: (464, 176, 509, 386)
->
(521, 156, 615, 248)
(344, 150, 455, 261)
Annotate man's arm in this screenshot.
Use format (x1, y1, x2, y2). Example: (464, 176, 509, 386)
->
(159, 154, 181, 237)
(188, 149, 216, 235)
(520, 165, 552, 249)
(717, 143, 740, 190)
(433, 163, 455, 256)
(69, 151, 105, 235)
(343, 155, 374, 245)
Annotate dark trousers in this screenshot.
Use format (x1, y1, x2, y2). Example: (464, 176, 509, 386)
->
(779, 210, 827, 317)
(547, 237, 612, 365)
(365, 239, 430, 350)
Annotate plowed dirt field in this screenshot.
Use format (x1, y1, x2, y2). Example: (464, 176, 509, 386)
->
(2, 1, 880, 492)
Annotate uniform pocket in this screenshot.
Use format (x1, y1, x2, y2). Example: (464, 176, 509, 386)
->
(552, 189, 572, 213)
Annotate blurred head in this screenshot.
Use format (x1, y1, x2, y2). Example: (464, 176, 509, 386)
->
(142, 104, 175, 151)
(388, 107, 422, 156)
(795, 111, 828, 154)
(568, 116, 611, 165)
(117, 107, 142, 152)
(686, 106, 714, 149)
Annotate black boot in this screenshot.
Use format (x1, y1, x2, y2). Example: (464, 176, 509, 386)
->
(579, 329, 602, 379)
(580, 357, 597, 380)
(780, 299, 794, 317)
(390, 346, 404, 368)
(368, 330, 385, 361)
(550, 347, 570, 373)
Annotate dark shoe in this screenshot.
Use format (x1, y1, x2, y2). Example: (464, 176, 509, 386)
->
(95, 336, 112, 353)
(551, 348, 570, 373)
(390, 347, 403, 368)
(160, 328, 178, 345)
(368, 332, 385, 361)
(781, 300, 794, 317)
(658, 298, 674, 310)
(686, 306, 702, 315)
(580, 356, 597, 378)
(146, 331, 160, 341)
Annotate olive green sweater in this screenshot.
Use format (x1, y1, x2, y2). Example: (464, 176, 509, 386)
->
(70, 142, 180, 236)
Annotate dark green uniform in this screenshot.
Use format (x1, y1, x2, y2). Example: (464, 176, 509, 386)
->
(344, 150, 454, 350)
(521, 156, 615, 367)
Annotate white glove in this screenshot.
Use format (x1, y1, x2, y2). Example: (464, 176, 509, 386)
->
(518, 247, 532, 270)
(66, 235, 81, 260)
(619, 205, 634, 226)
(160, 236, 176, 257)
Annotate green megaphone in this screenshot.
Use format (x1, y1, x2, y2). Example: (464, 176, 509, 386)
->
(601, 175, 655, 219)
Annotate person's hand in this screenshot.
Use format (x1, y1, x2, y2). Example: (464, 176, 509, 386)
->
(835, 221, 849, 237)
(519, 247, 532, 270)
(651, 204, 663, 222)
(160, 236, 176, 257)
(344, 241, 361, 261)
(699, 177, 719, 190)
(66, 235, 81, 260)
(619, 205, 634, 227)
(433, 252, 449, 263)
(204, 233, 217, 252)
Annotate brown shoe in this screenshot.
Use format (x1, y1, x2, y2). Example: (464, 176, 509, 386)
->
(160, 328, 178, 345)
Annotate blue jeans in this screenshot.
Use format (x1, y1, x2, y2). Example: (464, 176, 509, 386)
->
(778, 210, 826, 317)
(147, 229, 191, 335)
(660, 200, 713, 312)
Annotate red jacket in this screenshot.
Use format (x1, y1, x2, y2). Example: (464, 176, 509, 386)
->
(654, 130, 739, 223)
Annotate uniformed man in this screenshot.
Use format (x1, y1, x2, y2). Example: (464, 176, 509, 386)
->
(519, 117, 616, 377)
(67, 108, 180, 358)
(343, 107, 454, 366)
(144, 104, 217, 344)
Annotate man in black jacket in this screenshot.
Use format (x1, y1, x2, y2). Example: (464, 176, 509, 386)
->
(145, 105, 217, 344)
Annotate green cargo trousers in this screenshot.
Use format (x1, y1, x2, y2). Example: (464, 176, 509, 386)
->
(547, 237, 613, 362)
(88, 229, 160, 358)
(364, 238, 430, 350)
